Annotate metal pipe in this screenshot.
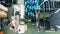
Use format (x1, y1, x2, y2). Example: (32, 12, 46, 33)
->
(43, 1, 46, 31)
(39, 0, 48, 7)
(17, 0, 25, 24)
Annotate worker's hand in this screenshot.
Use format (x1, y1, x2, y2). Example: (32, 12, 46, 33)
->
(0, 4, 8, 12)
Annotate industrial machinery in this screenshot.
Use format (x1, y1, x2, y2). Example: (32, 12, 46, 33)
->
(0, 0, 17, 7)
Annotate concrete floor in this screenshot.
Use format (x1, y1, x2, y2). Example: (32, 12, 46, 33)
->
(2, 23, 60, 34)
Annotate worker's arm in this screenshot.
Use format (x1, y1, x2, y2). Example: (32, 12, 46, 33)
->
(0, 4, 8, 17)
(0, 4, 8, 12)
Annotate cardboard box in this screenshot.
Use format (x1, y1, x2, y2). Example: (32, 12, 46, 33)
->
(24, 24, 27, 31)
(0, 31, 4, 34)
(18, 24, 27, 34)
